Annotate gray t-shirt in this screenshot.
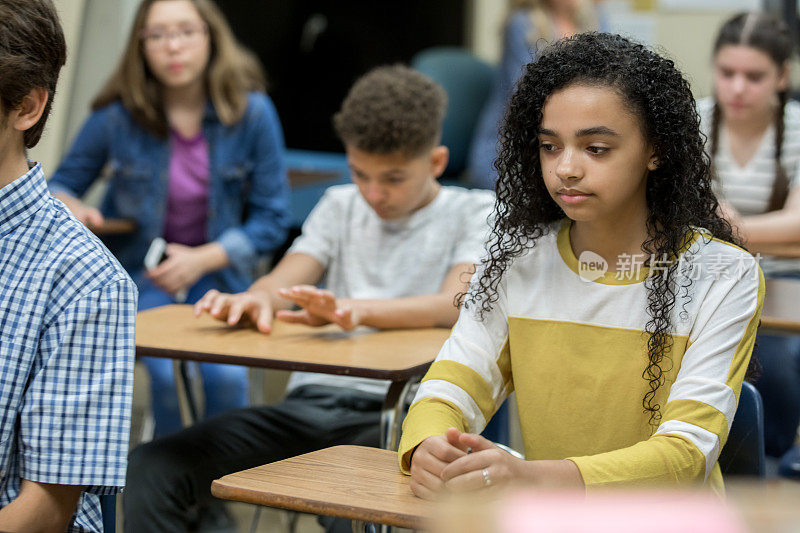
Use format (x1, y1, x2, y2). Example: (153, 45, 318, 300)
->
(285, 184, 495, 396)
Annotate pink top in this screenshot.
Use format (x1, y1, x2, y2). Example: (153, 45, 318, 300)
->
(163, 129, 209, 246)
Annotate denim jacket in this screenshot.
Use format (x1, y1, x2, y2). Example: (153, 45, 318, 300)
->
(48, 92, 289, 293)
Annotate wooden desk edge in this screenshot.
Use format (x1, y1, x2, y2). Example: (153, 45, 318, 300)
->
(210, 479, 428, 529)
(759, 317, 800, 334)
(135, 345, 432, 381)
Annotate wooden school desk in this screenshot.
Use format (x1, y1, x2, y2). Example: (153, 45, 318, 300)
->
(86, 217, 136, 235)
(761, 278, 800, 335)
(212, 445, 800, 532)
(749, 243, 800, 260)
(135, 304, 450, 449)
(211, 445, 432, 531)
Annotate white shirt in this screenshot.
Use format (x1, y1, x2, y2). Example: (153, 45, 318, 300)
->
(697, 97, 800, 215)
(285, 184, 494, 396)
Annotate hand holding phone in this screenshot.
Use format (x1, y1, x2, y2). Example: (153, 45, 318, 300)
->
(145, 238, 189, 303)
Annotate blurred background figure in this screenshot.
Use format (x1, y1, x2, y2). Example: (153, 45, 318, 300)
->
(48, 0, 289, 439)
(699, 11, 800, 478)
(466, 0, 602, 189)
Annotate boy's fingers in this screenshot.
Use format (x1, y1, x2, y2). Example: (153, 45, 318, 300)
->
(195, 290, 219, 312)
(253, 307, 273, 334)
(275, 309, 312, 325)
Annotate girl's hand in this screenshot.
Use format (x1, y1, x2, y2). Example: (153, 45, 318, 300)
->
(440, 430, 528, 492)
(146, 243, 206, 295)
(409, 428, 469, 500)
(194, 288, 274, 333)
(53, 192, 104, 228)
(276, 286, 360, 330)
(441, 429, 585, 491)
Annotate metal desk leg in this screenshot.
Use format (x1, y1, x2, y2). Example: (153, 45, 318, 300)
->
(172, 360, 199, 426)
(380, 378, 418, 451)
(352, 520, 375, 533)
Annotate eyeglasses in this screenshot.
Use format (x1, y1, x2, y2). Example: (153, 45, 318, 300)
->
(141, 24, 208, 49)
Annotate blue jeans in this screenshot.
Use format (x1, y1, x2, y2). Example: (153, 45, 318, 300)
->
(753, 334, 800, 457)
(136, 273, 248, 438)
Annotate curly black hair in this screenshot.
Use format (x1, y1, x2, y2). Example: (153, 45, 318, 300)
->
(466, 32, 739, 427)
(332, 65, 448, 156)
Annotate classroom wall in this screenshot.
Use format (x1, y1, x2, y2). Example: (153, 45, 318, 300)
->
(29, 0, 139, 172)
(28, 0, 85, 172)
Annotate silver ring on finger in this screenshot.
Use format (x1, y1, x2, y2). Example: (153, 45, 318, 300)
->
(482, 468, 491, 487)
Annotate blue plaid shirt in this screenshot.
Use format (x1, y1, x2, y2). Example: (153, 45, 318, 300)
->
(0, 163, 137, 532)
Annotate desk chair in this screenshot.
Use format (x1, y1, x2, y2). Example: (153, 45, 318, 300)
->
(718, 381, 766, 478)
(482, 399, 510, 446)
(411, 47, 495, 178)
(285, 149, 351, 228)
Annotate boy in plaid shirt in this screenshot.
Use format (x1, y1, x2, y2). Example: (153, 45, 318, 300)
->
(0, 1, 137, 531)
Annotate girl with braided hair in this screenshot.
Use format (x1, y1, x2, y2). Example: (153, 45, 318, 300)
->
(398, 32, 763, 495)
(700, 11, 800, 476)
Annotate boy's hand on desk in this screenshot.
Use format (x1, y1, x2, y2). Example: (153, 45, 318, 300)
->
(409, 428, 469, 500)
(194, 289, 274, 333)
(276, 286, 360, 330)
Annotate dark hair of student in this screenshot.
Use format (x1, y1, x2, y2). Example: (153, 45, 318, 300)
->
(711, 12, 793, 211)
(332, 65, 448, 157)
(464, 32, 742, 427)
(0, 0, 67, 148)
(92, 0, 265, 137)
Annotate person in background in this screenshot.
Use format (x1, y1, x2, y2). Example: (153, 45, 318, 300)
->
(467, 0, 600, 189)
(48, 0, 290, 438)
(124, 65, 494, 533)
(699, 11, 800, 477)
(0, 1, 137, 531)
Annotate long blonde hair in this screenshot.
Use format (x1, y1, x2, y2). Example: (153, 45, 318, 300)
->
(92, 0, 265, 136)
(511, 0, 598, 43)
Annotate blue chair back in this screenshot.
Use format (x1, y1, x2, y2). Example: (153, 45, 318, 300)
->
(100, 494, 116, 532)
(284, 149, 351, 228)
(411, 47, 495, 177)
(482, 399, 510, 446)
(718, 381, 766, 478)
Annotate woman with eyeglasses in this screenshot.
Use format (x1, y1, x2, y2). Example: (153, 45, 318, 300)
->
(49, 0, 289, 439)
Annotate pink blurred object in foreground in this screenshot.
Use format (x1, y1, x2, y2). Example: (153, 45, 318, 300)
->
(499, 490, 746, 533)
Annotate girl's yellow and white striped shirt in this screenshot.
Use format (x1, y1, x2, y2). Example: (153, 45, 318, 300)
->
(398, 220, 764, 491)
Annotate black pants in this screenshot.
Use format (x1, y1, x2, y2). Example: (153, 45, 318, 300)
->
(124, 385, 382, 533)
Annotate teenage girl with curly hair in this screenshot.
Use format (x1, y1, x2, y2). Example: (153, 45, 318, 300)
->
(700, 11, 800, 477)
(399, 32, 763, 495)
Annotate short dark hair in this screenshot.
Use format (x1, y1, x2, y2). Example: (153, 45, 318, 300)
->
(333, 65, 447, 157)
(0, 0, 67, 148)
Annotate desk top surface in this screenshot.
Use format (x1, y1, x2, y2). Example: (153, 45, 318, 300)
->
(136, 305, 449, 380)
(761, 278, 800, 333)
(211, 445, 432, 529)
(749, 243, 800, 259)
